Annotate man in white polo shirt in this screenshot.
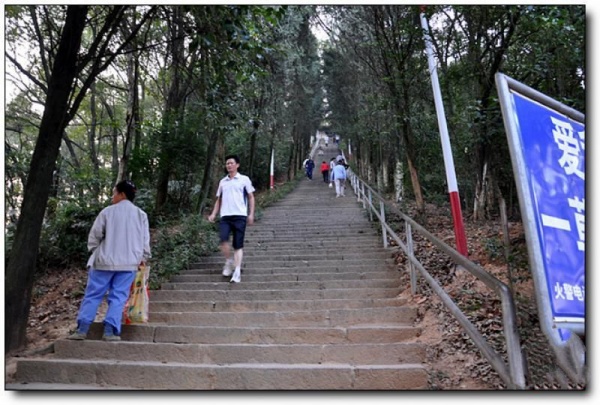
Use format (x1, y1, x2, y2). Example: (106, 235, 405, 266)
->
(208, 154, 255, 283)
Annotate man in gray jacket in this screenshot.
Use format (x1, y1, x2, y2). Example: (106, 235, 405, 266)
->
(68, 180, 151, 341)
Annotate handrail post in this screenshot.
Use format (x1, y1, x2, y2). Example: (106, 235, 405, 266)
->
(406, 221, 417, 295)
(380, 200, 388, 248)
(361, 182, 366, 209)
(368, 189, 373, 222)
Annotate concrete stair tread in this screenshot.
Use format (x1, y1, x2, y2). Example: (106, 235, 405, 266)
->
(20, 358, 426, 369)
(16, 358, 428, 389)
(149, 297, 408, 311)
(52, 340, 426, 365)
(159, 281, 401, 290)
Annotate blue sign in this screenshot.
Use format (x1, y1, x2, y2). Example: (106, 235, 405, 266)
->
(511, 92, 585, 328)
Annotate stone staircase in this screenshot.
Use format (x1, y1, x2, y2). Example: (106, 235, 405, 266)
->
(10, 150, 428, 390)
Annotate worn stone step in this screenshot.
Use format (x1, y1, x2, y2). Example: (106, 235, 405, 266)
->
(248, 227, 375, 233)
(189, 254, 393, 265)
(15, 358, 428, 390)
(251, 218, 373, 225)
(243, 240, 385, 249)
(160, 279, 399, 291)
(245, 232, 379, 240)
(250, 224, 374, 229)
(245, 228, 378, 235)
(169, 271, 397, 283)
(230, 241, 396, 252)
(53, 341, 426, 365)
(200, 248, 390, 257)
(149, 287, 401, 301)
(83, 323, 423, 344)
(182, 264, 397, 275)
(149, 297, 407, 312)
(150, 306, 417, 327)
(189, 258, 395, 270)
(242, 238, 383, 245)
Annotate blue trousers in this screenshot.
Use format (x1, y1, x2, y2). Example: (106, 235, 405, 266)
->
(76, 269, 136, 335)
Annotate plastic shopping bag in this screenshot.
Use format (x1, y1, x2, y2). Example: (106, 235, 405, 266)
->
(122, 264, 149, 324)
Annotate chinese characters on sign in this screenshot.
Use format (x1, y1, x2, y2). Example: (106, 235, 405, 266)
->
(512, 93, 585, 333)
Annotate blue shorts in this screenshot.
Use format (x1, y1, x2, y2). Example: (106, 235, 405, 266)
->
(219, 215, 248, 250)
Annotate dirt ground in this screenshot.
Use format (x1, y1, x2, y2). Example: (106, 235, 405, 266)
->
(3, 202, 584, 390)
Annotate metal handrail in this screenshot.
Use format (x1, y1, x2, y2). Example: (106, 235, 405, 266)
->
(347, 168, 526, 390)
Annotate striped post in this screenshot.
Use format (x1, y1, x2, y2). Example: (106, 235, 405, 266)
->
(270, 148, 275, 190)
(420, 8, 468, 256)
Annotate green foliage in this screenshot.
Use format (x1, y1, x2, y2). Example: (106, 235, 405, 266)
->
(484, 237, 505, 262)
(254, 175, 301, 215)
(128, 145, 159, 188)
(37, 199, 105, 269)
(148, 214, 219, 289)
(132, 188, 157, 226)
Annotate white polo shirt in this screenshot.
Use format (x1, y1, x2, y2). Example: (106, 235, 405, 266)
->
(216, 173, 255, 217)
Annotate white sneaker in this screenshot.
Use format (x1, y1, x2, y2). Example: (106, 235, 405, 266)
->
(222, 259, 234, 276)
(230, 267, 241, 283)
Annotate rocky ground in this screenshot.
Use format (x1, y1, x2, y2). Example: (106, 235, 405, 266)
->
(4, 202, 587, 390)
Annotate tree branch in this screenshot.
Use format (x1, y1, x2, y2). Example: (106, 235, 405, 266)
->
(28, 5, 51, 83)
(69, 6, 158, 123)
(5, 53, 48, 94)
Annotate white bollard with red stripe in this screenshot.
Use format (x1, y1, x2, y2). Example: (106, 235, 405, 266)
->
(420, 8, 468, 256)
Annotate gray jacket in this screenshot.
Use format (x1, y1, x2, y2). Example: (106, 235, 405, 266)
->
(87, 199, 151, 271)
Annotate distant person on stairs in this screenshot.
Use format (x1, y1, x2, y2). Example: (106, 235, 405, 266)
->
(320, 160, 330, 183)
(329, 157, 336, 188)
(208, 154, 256, 283)
(304, 157, 315, 180)
(332, 158, 348, 197)
(68, 180, 151, 342)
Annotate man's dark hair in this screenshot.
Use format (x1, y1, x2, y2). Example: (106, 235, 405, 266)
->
(225, 154, 240, 164)
(115, 180, 137, 202)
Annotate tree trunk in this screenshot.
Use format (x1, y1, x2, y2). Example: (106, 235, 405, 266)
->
(400, 86, 425, 215)
(101, 99, 120, 181)
(287, 122, 300, 181)
(5, 5, 88, 354)
(473, 157, 488, 221)
(156, 6, 186, 213)
(88, 82, 101, 195)
(197, 128, 220, 215)
(248, 120, 260, 180)
(118, 14, 141, 183)
(394, 157, 404, 203)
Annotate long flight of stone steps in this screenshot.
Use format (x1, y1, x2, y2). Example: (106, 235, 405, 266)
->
(10, 147, 429, 390)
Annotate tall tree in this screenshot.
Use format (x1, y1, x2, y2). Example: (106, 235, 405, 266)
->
(155, 6, 190, 213)
(5, 5, 157, 353)
(118, 9, 144, 183)
(5, 5, 89, 354)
